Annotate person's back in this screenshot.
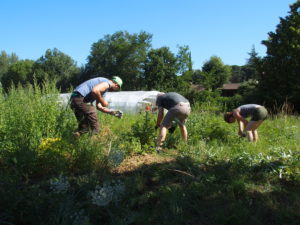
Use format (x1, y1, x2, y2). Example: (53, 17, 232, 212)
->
(156, 92, 189, 110)
(75, 77, 110, 103)
(238, 104, 260, 118)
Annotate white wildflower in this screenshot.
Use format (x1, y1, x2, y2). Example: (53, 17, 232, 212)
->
(90, 180, 125, 206)
(70, 209, 89, 225)
(50, 174, 69, 194)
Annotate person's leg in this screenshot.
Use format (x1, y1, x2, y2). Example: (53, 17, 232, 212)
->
(156, 126, 167, 149)
(179, 125, 188, 141)
(70, 98, 89, 135)
(246, 130, 254, 142)
(252, 130, 258, 142)
(245, 121, 263, 142)
(85, 105, 100, 135)
(158, 108, 176, 149)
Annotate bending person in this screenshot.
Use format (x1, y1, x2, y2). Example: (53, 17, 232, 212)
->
(70, 76, 123, 137)
(155, 92, 191, 152)
(224, 104, 268, 142)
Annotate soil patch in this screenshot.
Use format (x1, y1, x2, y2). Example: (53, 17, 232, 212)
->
(111, 153, 175, 174)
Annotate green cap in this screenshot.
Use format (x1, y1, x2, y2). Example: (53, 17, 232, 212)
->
(111, 76, 123, 90)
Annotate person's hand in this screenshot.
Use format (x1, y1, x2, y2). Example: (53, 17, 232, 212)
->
(168, 126, 176, 134)
(110, 109, 123, 118)
(238, 130, 246, 137)
(114, 110, 123, 118)
(238, 130, 243, 137)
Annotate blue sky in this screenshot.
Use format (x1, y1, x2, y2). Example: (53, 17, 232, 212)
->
(0, 0, 295, 70)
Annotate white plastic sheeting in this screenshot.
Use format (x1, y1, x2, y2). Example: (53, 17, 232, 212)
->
(105, 91, 160, 114)
(58, 91, 160, 114)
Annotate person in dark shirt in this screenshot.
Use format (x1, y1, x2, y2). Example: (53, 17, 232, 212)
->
(70, 76, 123, 137)
(224, 104, 268, 142)
(155, 92, 191, 152)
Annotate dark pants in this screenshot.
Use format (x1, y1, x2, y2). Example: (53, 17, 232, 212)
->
(70, 97, 100, 135)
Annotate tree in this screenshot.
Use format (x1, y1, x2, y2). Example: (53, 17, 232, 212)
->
(229, 65, 243, 83)
(241, 46, 262, 81)
(259, 1, 300, 111)
(86, 31, 152, 90)
(176, 45, 193, 75)
(1, 60, 34, 90)
(0, 51, 18, 83)
(201, 56, 232, 90)
(34, 48, 80, 92)
(143, 47, 179, 91)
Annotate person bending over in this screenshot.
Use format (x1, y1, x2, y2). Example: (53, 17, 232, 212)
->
(70, 76, 123, 137)
(155, 92, 191, 152)
(224, 104, 268, 143)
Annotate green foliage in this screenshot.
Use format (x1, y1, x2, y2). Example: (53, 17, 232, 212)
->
(0, 50, 18, 82)
(143, 47, 179, 91)
(201, 56, 232, 90)
(34, 48, 80, 92)
(119, 111, 157, 154)
(176, 45, 193, 74)
(1, 60, 35, 91)
(86, 31, 152, 90)
(259, 1, 300, 111)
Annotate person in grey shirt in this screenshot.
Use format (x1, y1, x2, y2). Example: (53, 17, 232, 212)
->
(224, 104, 268, 142)
(155, 92, 191, 152)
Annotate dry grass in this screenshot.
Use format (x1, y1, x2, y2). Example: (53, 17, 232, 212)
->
(111, 153, 175, 174)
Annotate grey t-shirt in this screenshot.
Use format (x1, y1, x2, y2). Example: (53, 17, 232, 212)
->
(238, 104, 261, 118)
(156, 92, 189, 110)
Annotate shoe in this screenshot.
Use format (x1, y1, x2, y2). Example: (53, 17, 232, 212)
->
(73, 132, 81, 137)
(155, 146, 163, 153)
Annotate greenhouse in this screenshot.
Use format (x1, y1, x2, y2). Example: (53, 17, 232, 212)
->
(59, 91, 160, 114)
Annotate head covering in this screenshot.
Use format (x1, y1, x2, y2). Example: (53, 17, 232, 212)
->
(111, 76, 123, 90)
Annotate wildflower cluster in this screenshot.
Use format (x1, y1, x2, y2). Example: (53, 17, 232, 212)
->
(90, 180, 125, 206)
(70, 210, 89, 225)
(108, 148, 124, 167)
(50, 174, 70, 194)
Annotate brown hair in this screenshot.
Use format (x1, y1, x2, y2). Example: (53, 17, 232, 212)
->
(224, 112, 234, 123)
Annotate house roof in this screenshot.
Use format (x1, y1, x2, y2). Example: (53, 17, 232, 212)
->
(191, 84, 205, 91)
(221, 83, 241, 90)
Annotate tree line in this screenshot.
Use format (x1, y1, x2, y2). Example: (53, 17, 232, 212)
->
(1, 0, 299, 111)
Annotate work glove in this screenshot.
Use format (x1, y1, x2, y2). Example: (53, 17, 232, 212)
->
(110, 110, 123, 119)
(168, 120, 177, 134)
(168, 126, 176, 134)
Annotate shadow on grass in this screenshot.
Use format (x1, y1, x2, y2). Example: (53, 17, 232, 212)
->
(110, 155, 300, 225)
(0, 154, 299, 225)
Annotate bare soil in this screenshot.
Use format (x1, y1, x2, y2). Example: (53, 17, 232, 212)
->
(111, 153, 175, 174)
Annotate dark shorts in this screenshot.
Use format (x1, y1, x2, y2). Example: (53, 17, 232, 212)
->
(251, 106, 268, 121)
(161, 102, 191, 128)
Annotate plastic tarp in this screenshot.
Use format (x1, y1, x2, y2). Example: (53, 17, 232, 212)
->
(58, 91, 160, 114)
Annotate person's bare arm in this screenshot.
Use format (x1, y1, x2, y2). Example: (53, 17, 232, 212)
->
(233, 109, 248, 136)
(91, 82, 109, 107)
(91, 82, 114, 115)
(156, 107, 164, 127)
(233, 109, 248, 125)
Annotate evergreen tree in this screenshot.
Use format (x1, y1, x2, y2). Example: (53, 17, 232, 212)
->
(259, 1, 300, 111)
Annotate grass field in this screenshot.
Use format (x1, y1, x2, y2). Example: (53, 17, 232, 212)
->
(0, 85, 299, 225)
